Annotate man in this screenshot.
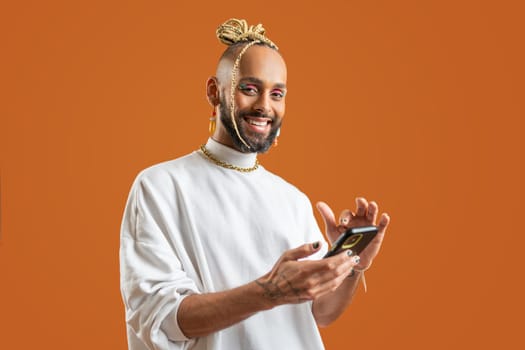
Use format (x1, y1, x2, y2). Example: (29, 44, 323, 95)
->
(120, 18, 390, 350)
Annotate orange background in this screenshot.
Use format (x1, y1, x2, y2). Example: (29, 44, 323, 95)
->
(1, 1, 524, 349)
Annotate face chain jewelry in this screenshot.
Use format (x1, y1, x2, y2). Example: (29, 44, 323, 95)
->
(199, 144, 259, 173)
(229, 40, 259, 150)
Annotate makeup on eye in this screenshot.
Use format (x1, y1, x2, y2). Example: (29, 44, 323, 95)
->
(238, 83, 258, 95)
(238, 83, 286, 100)
(270, 89, 286, 99)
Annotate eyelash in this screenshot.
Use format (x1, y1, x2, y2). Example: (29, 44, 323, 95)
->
(239, 84, 258, 95)
(271, 91, 285, 99)
(239, 84, 285, 99)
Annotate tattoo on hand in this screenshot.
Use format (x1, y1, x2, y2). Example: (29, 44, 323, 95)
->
(255, 279, 284, 299)
(255, 273, 301, 301)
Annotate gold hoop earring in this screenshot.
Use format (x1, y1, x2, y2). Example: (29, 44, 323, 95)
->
(209, 110, 216, 135)
(273, 128, 281, 147)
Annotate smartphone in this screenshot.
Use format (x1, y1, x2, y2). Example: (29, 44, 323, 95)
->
(323, 226, 378, 258)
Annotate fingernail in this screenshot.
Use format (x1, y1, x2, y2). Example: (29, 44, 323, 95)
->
(312, 241, 320, 249)
(346, 250, 353, 256)
(352, 256, 360, 264)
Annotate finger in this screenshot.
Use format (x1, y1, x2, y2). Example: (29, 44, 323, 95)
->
(311, 250, 358, 280)
(308, 255, 361, 295)
(298, 260, 353, 294)
(377, 213, 390, 233)
(316, 201, 337, 233)
(355, 197, 368, 217)
(338, 209, 353, 226)
(282, 242, 321, 262)
(308, 268, 349, 295)
(292, 249, 350, 283)
(367, 201, 378, 223)
(308, 274, 347, 298)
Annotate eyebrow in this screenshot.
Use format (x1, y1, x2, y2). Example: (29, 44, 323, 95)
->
(239, 77, 287, 90)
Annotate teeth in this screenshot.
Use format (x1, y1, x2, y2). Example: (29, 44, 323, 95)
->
(247, 120, 267, 126)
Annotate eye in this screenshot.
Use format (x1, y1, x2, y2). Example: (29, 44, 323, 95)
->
(238, 83, 258, 95)
(270, 89, 286, 100)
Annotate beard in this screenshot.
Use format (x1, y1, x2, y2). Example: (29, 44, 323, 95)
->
(218, 98, 282, 154)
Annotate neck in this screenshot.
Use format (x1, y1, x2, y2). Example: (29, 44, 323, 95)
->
(211, 131, 255, 154)
(210, 136, 241, 152)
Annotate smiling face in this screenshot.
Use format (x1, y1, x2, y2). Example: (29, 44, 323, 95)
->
(209, 44, 287, 153)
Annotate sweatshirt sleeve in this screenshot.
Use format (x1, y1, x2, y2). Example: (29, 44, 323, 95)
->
(120, 172, 200, 349)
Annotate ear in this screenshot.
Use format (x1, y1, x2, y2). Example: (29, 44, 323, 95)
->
(206, 76, 220, 107)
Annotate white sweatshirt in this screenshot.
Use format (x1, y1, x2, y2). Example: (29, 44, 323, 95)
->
(120, 138, 327, 350)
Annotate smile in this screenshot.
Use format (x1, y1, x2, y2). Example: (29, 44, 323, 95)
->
(243, 116, 273, 131)
(246, 119, 269, 126)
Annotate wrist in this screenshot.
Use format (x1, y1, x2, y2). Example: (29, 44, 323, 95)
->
(347, 266, 369, 292)
(251, 278, 279, 310)
(348, 267, 365, 278)
(354, 264, 370, 273)
(347, 256, 371, 278)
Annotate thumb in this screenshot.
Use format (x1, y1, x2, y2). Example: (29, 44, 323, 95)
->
(316, 201, 337, 234)
(282, 242, 321, 261)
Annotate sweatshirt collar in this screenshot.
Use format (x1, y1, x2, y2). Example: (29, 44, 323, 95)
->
(204, 138, 258, 169)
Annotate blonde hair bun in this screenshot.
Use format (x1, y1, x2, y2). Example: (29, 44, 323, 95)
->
(216, 18, 278, 50)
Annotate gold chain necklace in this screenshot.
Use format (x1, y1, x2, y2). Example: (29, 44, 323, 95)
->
(199, 144, 259, 173)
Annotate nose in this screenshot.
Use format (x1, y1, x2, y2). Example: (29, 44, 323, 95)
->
(253, 93, 271, 115)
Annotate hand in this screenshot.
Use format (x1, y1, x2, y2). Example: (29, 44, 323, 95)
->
(255, 243, 361, 307)
(316, 198, 390, 271)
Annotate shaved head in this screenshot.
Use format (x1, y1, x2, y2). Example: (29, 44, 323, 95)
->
(215, 42, 284, 86)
